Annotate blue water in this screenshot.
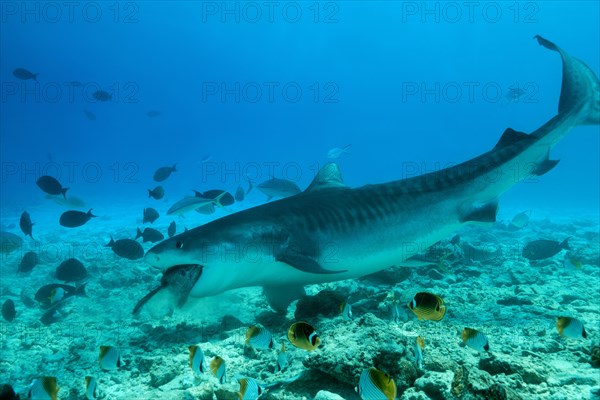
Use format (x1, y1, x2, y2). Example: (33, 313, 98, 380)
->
(1, 1, 598, 210)
(1, 2, 599, 399)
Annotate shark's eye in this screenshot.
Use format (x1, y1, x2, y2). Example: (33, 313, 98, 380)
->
(176, 241, 183, 249)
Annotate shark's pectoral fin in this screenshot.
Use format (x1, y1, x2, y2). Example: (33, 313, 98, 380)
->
(276, 251, 346, 274)
(459, 201, 498, 224)
(263, 285, 306, 313)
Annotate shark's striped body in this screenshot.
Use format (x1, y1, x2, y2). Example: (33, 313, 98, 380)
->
(138, 37, 599, 314)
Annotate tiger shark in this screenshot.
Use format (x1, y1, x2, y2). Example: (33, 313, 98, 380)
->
(134, 36, 599, 314)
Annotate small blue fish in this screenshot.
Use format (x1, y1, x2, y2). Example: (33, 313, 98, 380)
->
(340, 301, 352, 321)
(28, 377, 59, 400)
(189, 345, 206, 374)
(246, 325, 273, 350)
(563, 253, 582, 271)
(99, 346, 122, 370)
(168, 221, 176, 238)
(238, 377, 263, 400)
(49, 287, 65, 305)
(389, 300, 402, 323)
(210, 356, 227, 384)
(556, 317, 586, 339)
(356, 368, 396, 400)
(276, 342, 288, 373)
(462, 328, 489, 352)
(414, 336, 424, 369)
(85, 376, 97, 399)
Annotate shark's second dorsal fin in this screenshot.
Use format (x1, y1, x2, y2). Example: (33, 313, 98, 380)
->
(493, 128, 531, 150)
(305, 163, 347, 192)
(533, 152, 560, 176)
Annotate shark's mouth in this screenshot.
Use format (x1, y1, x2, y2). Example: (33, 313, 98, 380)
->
(132, 264, 203, 315)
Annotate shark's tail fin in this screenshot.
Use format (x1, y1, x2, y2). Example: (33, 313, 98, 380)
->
(535, 35, 600, 126)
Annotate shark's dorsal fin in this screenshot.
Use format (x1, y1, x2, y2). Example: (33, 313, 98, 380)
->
(493, 128, 531, 150)
(305, 163, 347, 192)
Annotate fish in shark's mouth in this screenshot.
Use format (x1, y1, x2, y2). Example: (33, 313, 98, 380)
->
(133, 264, 203, 314)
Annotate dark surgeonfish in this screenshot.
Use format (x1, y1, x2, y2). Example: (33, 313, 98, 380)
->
(106, 237, 144, 260)
(522, 238, 571, 261)
(40, 297, 73, 325)
(0, 231, 23, 253)
(0, 384, 19, 400)
(235, 185, 245, 202)
(461, 242, 502, 263)
(143, 207, 159, 224)
(56, 258, 87, 282)
(168, 221, 176, 238)
(194, 189, 235, 206)
(59, 209, 96, 228)
(257, 178, 301, 201)
(45, 193, 86, 208)
(36, 175, 68, 198)
(20, 211, 34, 239)
(18, 251, 39, 272)
(195, 203, 215, 215)
(133, 264, 203, 314)
(2, 299, 16, 322)
(83, 109, 96, 121)
(35, 283, 87, 308)
(21, 290, 36, 308)
(13, 67, 38, 81)
(135, 227, 164, 243)
(93, 90, 112, 102)
(153, 164, 177, 182)
(148, 185, 165, 200)
(509, 210, 530, 230)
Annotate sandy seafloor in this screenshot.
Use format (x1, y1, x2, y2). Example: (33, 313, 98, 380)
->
(0, 194, 599, 400)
